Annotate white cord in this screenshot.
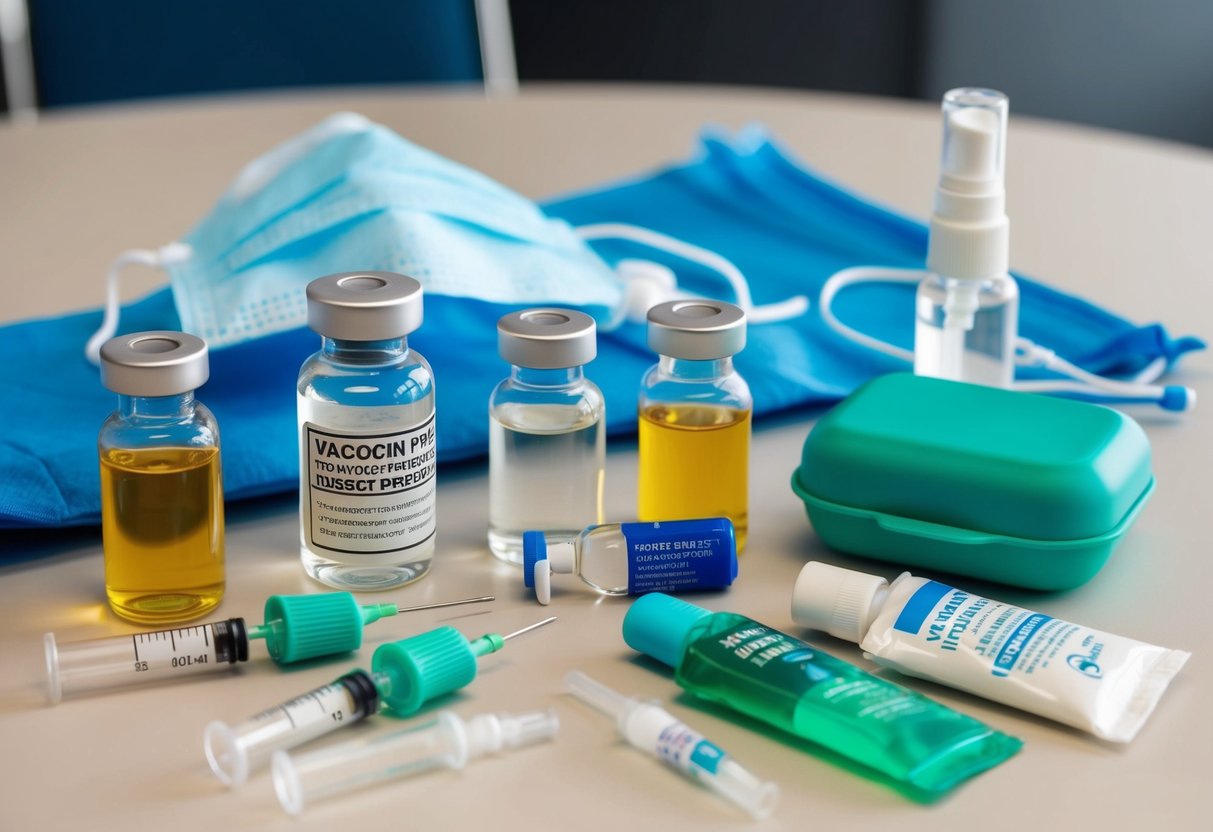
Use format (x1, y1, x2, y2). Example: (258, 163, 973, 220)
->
(574, 223, 809, 327)
(85, 242, 194, 365)
(818, 265, 1193, 411)
(817, 266, 923, 363)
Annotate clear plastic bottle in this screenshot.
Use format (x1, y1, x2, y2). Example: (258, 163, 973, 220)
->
(521, 518, 737, 604)
(914, 87, 1020, 387)
(297, 272, 436, 591)
(488, 308, 604, 565)
(638, 301, 751, 550)
(98, 331, 224, 624)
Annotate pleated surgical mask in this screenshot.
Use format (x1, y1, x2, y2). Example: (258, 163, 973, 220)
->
(86, 113, 805, 361)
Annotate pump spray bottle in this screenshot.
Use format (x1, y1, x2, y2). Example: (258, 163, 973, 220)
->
(915, 87, 1019, 387)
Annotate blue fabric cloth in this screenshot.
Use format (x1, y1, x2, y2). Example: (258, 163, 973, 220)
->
(0, 130, 1202, 532)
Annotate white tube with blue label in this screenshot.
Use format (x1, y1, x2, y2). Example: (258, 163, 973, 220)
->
(791, 562, 1190, 742)
(566, 671, 778, 820)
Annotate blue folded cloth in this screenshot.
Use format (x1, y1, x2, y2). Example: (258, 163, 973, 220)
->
(0, 131, 1201, 538)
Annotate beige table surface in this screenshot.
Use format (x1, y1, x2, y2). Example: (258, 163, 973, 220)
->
(1, 84, 1210, 831)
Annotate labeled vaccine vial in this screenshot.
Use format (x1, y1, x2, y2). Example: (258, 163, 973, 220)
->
(98, 331, 224, 624)
(297, 272, 437, 590)
(488, 308, 605, 565)
(638, 301, 751, 550)
(522, 518, 738, 605)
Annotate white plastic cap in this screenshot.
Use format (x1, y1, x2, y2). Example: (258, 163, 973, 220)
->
(927, 87, 1011, 282)
(531, 541, 575, 606)
(790, 562, 888, 643)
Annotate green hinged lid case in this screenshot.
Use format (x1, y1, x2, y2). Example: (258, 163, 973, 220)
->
(790, 374, 1154, 590)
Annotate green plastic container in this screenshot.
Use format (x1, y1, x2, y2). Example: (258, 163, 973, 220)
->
(790, 374, 1154, 590)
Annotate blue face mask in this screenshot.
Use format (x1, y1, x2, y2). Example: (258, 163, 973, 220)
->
(0, 124, 1200, 536)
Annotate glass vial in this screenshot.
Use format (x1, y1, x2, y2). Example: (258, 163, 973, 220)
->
(297, 272, 437, 590)
(522, 518, 737, 604)
(98, 331, 224, 624)
(915, 87, 1019, 387)
(638, 301, 751, 550)
(488, 308, 605, 565)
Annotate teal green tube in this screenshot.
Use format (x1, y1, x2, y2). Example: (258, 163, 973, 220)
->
(623, 594, 1021, 796)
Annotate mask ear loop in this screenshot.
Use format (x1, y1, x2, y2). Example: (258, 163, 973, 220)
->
(85, 242, 194, 365)
(818, 266, 923, 363)
(573, 223, 809, 327)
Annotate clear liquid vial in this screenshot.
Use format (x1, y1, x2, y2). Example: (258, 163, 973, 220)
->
(914, 274, 1019, 387)
(297, 272, 437, 591)
(638, 301, 751, 550)
(489, 309, 604, 565)
(98, 331, 224, 624)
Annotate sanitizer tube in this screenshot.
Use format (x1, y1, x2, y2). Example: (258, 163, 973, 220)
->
(271, 709, 559, 816)
(791, 562, 1191, 742)
(623, 594, 1021, 795)
(566, 671, 778, 820)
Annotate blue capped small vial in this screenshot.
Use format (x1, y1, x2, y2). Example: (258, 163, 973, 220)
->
(297, 272, 437, 591)
(523, 518, 738, 604)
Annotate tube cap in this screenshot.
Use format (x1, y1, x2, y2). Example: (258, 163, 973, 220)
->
(261, 593, 364, 664)
(99, 331, 209, 396)
(790, 562, 888, 643)
(622, 593, 713, 668)
(647, 300, 746, 360)
(371, 626, 479, 716)
(306, 271, 423, 341)
(498, 308, 597, 369)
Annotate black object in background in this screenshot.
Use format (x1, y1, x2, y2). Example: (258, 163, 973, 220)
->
(511, 0, 925, 97)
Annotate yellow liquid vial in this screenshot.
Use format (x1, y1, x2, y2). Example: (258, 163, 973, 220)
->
(638, 404, 750, 550)
(101, 446, 225, 624)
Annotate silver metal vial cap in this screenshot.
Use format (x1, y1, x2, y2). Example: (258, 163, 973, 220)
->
(646, 300, 746, 360)
(306, 272, 424, 341)
(497, 308, 597, 369)
(99, 331, 209, 397)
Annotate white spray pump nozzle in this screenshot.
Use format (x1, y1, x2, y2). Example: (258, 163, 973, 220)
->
(939, 87, 1007, 199)
(927, 87, 1012, 283)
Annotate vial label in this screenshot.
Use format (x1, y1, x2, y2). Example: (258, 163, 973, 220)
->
(622, 519, 736, 595)
(303, 416, 437, 555)
(656, 722, 725, 778)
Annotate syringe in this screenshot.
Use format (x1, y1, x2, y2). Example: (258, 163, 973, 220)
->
(272, 709, 559, 816)
(43, 593, 493, 704)
(566, 671, 779, 820)
(204, 616, 556, 786)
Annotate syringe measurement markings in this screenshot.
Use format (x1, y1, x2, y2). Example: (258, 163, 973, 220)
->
(170, 629, 175, 651)
(203, 626, 210, 648)
(132, 634, 140, 662)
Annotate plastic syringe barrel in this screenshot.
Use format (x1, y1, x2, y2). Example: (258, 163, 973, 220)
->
(44, 618, 248, 704)
(270, 709, 559, 816)
(203, 669, 379, 787)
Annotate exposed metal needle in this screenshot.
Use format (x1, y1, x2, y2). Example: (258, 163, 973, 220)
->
(395, 595, 495, 614)
(501, 616, 558, 641)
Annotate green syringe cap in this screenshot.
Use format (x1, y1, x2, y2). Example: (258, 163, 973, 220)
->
(371, 625, 479, 716)
(262, 593, 364, 664)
